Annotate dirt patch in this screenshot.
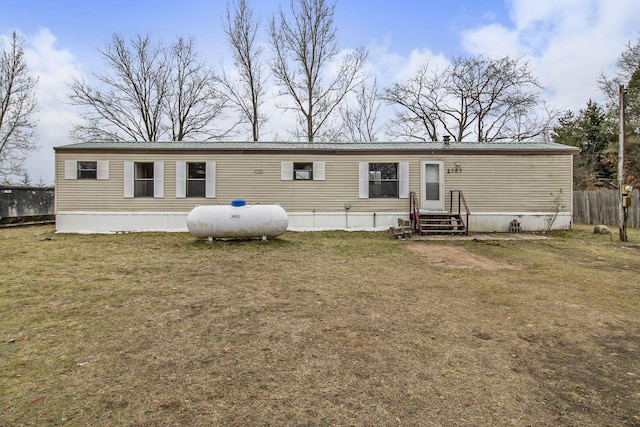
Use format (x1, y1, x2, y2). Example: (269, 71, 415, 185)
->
(405, 243, 518, 270)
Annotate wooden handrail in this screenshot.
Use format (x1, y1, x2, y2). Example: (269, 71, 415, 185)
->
(410, 190, 470, 235)
(449, 190, 470, 234)
(409, 191, 420, 233)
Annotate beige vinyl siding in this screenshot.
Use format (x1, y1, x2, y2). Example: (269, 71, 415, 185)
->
(55, 151, 572, 214)
(441, 154, 572, 212)
(57, 154, 175, 211)
(218, 155, 409, 212)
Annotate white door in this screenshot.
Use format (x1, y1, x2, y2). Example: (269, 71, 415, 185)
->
(421, 160, 444, 211)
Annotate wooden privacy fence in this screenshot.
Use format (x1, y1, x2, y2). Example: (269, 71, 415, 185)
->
(573, 189, 640, 227)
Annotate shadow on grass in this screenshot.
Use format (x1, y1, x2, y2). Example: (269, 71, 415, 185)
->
(186, 235, 295, 250)
(185, 229, 395, 250)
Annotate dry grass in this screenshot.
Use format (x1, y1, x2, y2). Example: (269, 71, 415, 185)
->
(1, 225, 639, 426)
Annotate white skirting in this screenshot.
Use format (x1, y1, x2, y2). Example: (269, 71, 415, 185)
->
(467, 212, 572, 232)
(55, 211, 573, 233)
(55, 212, 190, 233)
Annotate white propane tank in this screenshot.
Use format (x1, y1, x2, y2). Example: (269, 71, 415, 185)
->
(186, 199, 289, 239)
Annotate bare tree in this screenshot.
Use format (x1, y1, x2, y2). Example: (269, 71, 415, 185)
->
(599, 34, 640, 102)
(222, 0, 266, 141)
(0, 31, 38, 181)
(167, 37, 230, 141)
(504, 101, 559, 142)
(383, 55, 546, 142)
(69, 34, 230, 142)
(69, 34, 169, 141)
(441, 57, 479, 141)
(339, 76, 381, 142)
(451, 56, 543, 142)
(599, 33, 640, 142)
(269, 0, 367, 142)
(381, 63, 446, 141)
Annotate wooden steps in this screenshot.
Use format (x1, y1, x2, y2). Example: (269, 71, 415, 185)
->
(419, 213, 467, 235)
(408, 191, 470, 236)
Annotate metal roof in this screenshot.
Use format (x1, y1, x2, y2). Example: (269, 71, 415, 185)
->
(54, 140, 579, 153)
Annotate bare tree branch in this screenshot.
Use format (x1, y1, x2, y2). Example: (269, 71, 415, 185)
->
(269, 0, 367, 142)
(383, 55, 546, 142)
(381, 63, 445, 141)
(69, 34, 232, 142)
(599, 32, 640, 142)
(0, 31, 38, 181)
(69, 34, 168, 141)
(167, 37, 231, 141)
(339, 76, 381, 142)
(222, 0, 267, 141)
(447, 55, 543, 142)
(599, 33, 640, 103)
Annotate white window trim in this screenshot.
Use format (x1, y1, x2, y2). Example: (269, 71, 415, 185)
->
(124, 161, 162, 198)
(154, 161, 164, 198)
(281, 162, 293, 180)
(282, 161, 325, 181)
(359, 161, 409, 198)
(67, 161, 108, 180)
(124, 161, 134, 198)
(313, 161, 325, 181)
(359, 162, 369, 198)
(65, 161, 77, 180)
(176, 161, 215, 198)
(97, 161, 109, 180)
(205, 162, 216, 198)
(176, 161, 186, 198)
(399, 162, 409, 199)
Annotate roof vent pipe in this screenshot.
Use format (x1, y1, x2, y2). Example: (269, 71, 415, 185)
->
(443, 135, 450, 145)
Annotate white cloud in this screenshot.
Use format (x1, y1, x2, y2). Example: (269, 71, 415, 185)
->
(460, 0, 640, 112)
(19, 28, 83, 185)
(361, 42, 452, 141)
(460, 23, 521, 57)
(365, 39, 450, 87)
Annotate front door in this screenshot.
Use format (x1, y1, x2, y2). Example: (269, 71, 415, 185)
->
(421, 160, 444, 211)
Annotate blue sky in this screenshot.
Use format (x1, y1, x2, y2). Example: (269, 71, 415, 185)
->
(1, 0, 640, 184)
(2, 1, 509, 60)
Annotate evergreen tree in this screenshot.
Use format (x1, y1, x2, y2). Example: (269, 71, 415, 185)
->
(552, 100, 616, 189)
(627, 67, 640, 140)
(598, 33, 640, 188)
(620, 67, 640, 186)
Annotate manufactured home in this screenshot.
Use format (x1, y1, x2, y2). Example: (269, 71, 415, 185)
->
(53, 141, 578, 233)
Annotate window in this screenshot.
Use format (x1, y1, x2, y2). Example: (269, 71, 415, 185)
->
(176, 161, 215, 198)
(281, 161, 325, 181)
(187, 162, 206, 197)
(124, 161, 163, 198)
(65, 161, 109, 180)
(369, 163, 399, 198)
(134, 162, 154, 197)
(425, 163, 440, 201)
(359, 162, 409, 199)
(78, 161, 97, 179)
(294, 162, 313, 180)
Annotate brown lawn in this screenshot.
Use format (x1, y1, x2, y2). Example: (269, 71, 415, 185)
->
(1, 224, 639, 426)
